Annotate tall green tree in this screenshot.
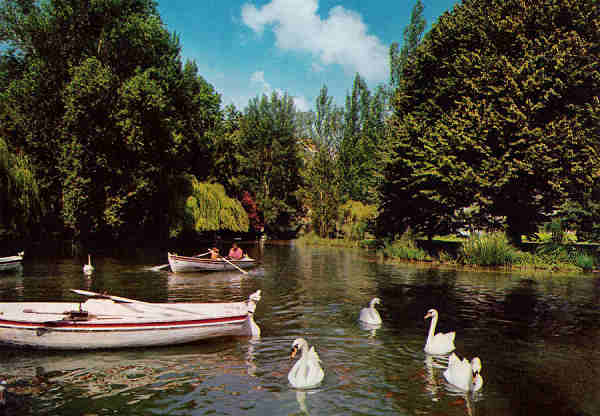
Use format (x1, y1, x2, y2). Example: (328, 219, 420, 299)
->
(379, 0, 600, 242)
(210, 103, 244, 197)
(0, 0, 222, 241)
(301, 85, 344, 237)
(339, 74, 386, 205)
(238, 92, 304, 236)
(389, 0, 426, 89)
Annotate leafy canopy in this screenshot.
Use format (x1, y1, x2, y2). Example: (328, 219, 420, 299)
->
(380, 0, 600, 242)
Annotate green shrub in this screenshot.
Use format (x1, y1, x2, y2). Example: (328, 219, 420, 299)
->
(534, 243, 571, 264)
(459, 232, 521, 266)
(573, 252, 595, 271)
(379, 232, 430, 261)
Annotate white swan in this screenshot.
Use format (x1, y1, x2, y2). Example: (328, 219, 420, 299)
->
(443, 352, 483, 392)
(359, 297, 382, 325)
(424, 309, 455, 355)
(288, 338, 325, 389)
(83, 254, 94, 274)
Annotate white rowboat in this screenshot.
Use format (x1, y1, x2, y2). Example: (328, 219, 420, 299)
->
(168, 252, 257, 273)
(0, 289, 261, 350)
(0, 251, 24, 272)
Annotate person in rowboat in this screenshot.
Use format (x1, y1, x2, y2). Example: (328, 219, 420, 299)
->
(228, 243, 244, 260)
(210, 247, 220, 259)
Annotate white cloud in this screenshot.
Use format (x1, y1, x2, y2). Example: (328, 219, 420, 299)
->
(250, 70, 285, 96)
(250, 70, 272, 92)
(292, 95, 310, 112)
(249, 70, 310, 111)
(241, 0, 389, 82)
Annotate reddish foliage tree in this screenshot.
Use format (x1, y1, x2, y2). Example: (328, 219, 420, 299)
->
(241, 191, 264, 232)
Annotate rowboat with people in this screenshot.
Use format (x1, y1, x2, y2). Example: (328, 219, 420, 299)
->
(0, 251, 24, 273)
(167, 252, 257, 273)
(0, 289, 261, 350)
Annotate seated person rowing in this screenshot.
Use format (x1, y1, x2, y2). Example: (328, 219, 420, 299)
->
(228, 243, 244, 260)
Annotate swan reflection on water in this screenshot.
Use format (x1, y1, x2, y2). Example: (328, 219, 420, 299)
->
(246, 339, 258, 377)
(358, 320, 381, 338)
(423, 354, 447, 402)
(443, 384, 481, 416)
(293, 385, 324, 415)
(296, 390, 309, 415)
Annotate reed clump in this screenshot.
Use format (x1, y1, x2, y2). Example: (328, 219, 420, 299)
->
(458, 232, 521, 266)
(380, 232, 430, 261)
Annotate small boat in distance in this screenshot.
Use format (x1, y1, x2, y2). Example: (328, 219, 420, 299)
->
(0, 289, 261, 350)
(167, 252, 257, 273)
(0, 251, 24, 273)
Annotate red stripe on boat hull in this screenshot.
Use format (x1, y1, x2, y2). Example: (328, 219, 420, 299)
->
(0, 315, 248, 329)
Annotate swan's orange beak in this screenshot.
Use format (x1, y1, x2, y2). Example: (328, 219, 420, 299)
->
(290, 345, 298, 359)
(424, 312, 432, 320)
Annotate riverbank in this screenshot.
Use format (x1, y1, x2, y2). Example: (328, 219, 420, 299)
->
(297, 232, 600, 274)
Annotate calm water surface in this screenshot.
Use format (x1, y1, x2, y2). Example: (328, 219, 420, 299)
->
(0, 242, 599, 415)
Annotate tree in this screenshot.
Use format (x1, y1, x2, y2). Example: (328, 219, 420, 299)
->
(0, 0, 222, 242)
(0, 138, 42, 238)
(379, 0, 600, 243)
(238, 92, 304, 236)
(339, 200, 378, 241)
(210, 103, 244, 196)
(339, 74, 387, 205)
(301, 85, 344, 237)
(173, 179, 249, 236)
(389, 0, 426, 89)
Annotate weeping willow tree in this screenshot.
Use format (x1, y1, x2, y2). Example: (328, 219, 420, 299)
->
(0, 138, 43, 238)
(169, 176, 249, 237)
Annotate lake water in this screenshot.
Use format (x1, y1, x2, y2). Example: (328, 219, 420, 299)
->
(0, 241, 599, 415)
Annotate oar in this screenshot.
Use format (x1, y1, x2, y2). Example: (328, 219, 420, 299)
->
(209, 249, 249, 275)
(150, 251, 211, 271)
(70, 289, 207, 317)
(151, 263, 170, 271)
(23, 309, 126, 320)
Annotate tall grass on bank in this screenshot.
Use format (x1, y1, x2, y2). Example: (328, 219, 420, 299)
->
(297, 232, 376, 248)
(379, 233, 430, 261)
(459, 232, 521, 266)
(459, 232, 597, 271)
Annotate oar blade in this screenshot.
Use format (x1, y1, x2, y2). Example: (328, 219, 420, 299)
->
(149, 263, 170, 271)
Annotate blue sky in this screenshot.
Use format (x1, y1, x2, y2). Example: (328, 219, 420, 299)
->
(157, 0, 459, 112)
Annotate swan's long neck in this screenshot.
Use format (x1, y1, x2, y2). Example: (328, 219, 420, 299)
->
(471, 357, 482, 373)
(427, 314, 438, 342)
(88, 255, 92, 266)
(298, 342, 309, 359)
(472, 374, 483, 391)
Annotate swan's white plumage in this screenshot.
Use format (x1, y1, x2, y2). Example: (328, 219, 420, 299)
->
(288, 338, 324, 389)
(443, 352, 483, 392)
(359, 297, 382, 325)
(424, 309, 455, 355)
(83, 254, 94, 274)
